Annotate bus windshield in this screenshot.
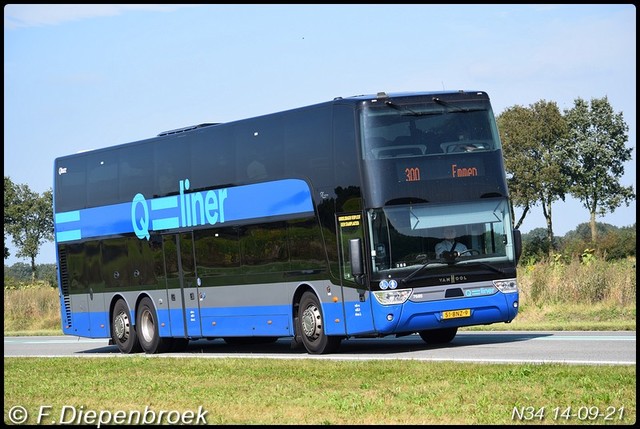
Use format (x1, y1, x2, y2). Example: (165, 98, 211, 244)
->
(361, 96, 501, 160)
(358, 94, 508, 209)
(368, 198, 515, 276)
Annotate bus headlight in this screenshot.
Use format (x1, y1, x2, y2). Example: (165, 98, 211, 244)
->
(493, 279, 518, 293)
(373, 289, 412, 305)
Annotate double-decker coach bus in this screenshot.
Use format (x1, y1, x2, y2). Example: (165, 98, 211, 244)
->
(53, 90, 521, 355)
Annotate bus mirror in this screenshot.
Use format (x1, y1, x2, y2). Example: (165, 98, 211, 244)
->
(513, 229, 522, 264)
(349, 238, 365, 285)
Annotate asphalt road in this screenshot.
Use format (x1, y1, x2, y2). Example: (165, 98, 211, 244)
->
(4, 331, 635, 365)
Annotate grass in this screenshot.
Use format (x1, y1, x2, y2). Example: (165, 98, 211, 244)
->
(4, 357, 636, 425)
(463, 302, 636, 331)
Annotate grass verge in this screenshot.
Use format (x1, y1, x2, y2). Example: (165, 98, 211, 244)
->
(4, 357, 636, 425)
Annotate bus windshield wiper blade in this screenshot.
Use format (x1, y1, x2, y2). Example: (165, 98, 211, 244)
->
(384, 101, 440, 116)
(403, 260, 505, 284)
(464, 261, 505, 275)
(443, 251, 506, 275)
(402, 259, 442, 284)
(432, 97, 484, 113)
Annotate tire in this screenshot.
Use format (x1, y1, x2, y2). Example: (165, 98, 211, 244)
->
(111, 298, 142, 354)
(419, 327, 458, 344)
(296, 291, 341, 354)
(136, 296, 171, 354)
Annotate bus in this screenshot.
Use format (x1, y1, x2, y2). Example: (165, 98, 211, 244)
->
(53, 90, 521, 355)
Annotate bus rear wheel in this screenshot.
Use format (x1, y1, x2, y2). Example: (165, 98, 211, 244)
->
(296, 291, 341, 354)
(136, 296, 172, 354)
(419, 327, 458, 344)
(111, 299, 142, 354)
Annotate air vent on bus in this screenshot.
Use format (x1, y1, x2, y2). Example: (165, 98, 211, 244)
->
(157, 123, 219, 136)
(58, 248, 73, 328)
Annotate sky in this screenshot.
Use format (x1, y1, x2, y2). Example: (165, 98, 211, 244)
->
(4, 4, 636, 266)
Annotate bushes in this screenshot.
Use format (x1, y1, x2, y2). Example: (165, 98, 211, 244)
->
(3, 281, 62, 333)
(518, 257, 636, 306)
(520, 223, 636, 264)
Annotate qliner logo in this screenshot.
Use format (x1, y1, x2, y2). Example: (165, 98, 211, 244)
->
(54, 178, 314, 244)
(132, 179, 227, 240)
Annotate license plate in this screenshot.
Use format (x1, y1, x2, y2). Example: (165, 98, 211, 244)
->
(442, 309, 471, 320)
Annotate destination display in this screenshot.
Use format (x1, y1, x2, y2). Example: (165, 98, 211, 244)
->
(398, 157, 486, 182)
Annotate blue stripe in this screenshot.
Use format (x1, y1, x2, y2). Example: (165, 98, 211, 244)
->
(55, 211, 81, 223)
(57, 230, 82, 242)
(55, 178, 314, 242)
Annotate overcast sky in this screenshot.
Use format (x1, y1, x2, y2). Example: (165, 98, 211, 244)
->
(4, 4, 636, 265)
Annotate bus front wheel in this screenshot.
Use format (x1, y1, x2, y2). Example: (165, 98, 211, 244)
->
(111, 299, 142, 354)
(136, 296, 172, 354)
(297, 291, 341, 354)
(419, 327, 458, 344)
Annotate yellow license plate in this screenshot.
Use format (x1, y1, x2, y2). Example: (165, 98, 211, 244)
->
(442, 309, 471, 320)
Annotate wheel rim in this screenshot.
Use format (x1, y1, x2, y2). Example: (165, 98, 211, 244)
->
(139, 308, 155, 343)
(113, 311, 130, 342)
(301, 303, 322, 341)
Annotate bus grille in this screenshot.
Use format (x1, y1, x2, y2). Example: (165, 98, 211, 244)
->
(58, 248, 72, 328)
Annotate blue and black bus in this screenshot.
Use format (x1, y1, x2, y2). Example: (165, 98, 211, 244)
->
(53, 90, 521, 354)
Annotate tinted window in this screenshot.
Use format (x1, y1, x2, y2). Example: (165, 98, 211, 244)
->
(190, 125, 236, 190)
(86, 151, 119, 207)
(240, 222, 289, 274)
(55, 156, 86, 212)
(155, 137, 190, 196)
(194, 227, 241, 286)
(234, 115, 284, 183)
(119, 144, 154, 200)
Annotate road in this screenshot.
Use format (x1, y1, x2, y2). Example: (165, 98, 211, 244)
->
(4, 331, 635, 365)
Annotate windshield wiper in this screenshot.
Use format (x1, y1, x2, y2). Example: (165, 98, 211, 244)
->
(464, 261, 505, 275)
(402, 257, 506, 284)
(384, 100, 440, 117)
(432, 97, 484, 113)
(443, 250, 506, 275)
(402, 259, 443, 284)
(402, 250, 467, 284)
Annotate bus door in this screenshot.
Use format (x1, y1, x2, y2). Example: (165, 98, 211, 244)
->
(337, 212, 376, 335)
(163, 232, 203, 338)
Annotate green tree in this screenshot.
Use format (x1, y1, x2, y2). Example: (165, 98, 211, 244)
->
(598, 224, 636, 260)
(4, 178, 54, 282)
(497, 100, 570, 255)
(4, 262, 33, 281)
(519, 227, 552, 264)
(4, 176, 18, 258)
(563, 96, 635, 243)
(560, 222, 614, 259)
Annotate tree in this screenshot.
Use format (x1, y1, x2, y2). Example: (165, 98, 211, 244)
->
(4, 177, 54, 282)
(563, 96, 635, 243)
(560, 221, 615, 259)
(4, 176, 18, 258)
(520, 227, 553, 264)
(497, 100, 570, 256)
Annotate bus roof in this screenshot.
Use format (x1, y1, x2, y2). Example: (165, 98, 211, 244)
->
(54, 89, 489, 162)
